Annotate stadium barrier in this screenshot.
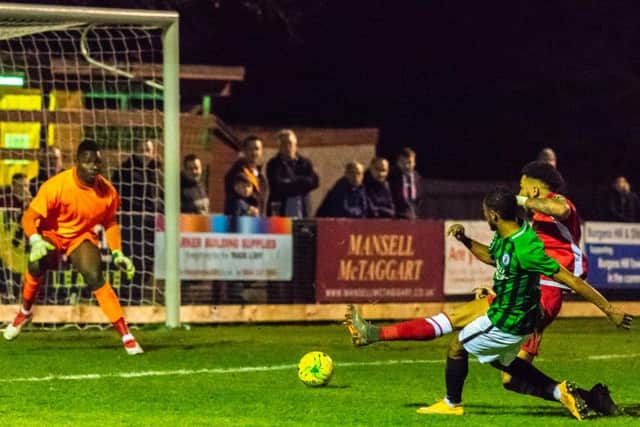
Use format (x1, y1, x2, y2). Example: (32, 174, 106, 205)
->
(1, 212, 639, 324)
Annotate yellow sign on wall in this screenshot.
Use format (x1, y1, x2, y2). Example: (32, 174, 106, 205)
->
(0, 88, 42, 149)
(0, 159, 38, 187)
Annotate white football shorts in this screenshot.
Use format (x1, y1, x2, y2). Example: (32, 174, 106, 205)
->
(458, 315, 529, 365)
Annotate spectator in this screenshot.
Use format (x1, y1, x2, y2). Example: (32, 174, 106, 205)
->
(0, 174, 32, 302)
(225, 174, 260, 217)
(224, 136, 268, 215)
(180, 154, 209, 214)
(316, 161, 368, 218)
(537, 147, 557, 168)
(0, 173, 32, 211)
(364, 157, 395, 218)
(111, 138, 164, 298)
(29, 146, 63, 195)
(388, 147, 422, 219)
(603, 176, 640, 222)
(266, 129, 319, 217)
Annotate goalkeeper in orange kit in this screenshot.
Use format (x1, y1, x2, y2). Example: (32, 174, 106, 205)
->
(4, 139, 143, 355)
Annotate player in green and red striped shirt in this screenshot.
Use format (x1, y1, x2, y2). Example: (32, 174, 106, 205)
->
(483, 219, 558, 335)
(419, 188, 631, 420)
(346, 163, 630, 416)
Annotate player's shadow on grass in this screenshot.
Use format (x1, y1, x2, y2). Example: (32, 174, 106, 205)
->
(405, 402, 640, 418)
(404, 402, 566, 416)
(137, 340, 238, 352)
(621, 404, 640, 417)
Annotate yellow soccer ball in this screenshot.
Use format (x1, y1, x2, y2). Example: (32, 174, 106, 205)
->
(297, 351, 334, 387)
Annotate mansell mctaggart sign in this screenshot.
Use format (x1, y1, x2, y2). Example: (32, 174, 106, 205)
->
(315, 219, 444, 302)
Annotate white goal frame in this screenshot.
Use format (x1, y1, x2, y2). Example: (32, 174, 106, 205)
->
(0, 2, 181, 327)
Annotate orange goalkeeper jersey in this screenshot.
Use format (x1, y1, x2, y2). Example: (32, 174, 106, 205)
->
(28, 167, 119, 240)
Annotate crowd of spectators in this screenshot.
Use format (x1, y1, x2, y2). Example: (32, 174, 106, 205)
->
(187, 129, 427, 221)
(4, 137, 640, 308)
(6, 140, 640, 226)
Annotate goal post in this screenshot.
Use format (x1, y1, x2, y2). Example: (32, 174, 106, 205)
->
(0, 3, 181, 327)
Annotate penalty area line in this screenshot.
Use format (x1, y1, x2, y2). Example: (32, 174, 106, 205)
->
(0, 353, 637, 383)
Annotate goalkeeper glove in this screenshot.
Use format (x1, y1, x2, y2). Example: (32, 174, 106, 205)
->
(29, 234, 55, 263)
(112, 250, 135, 280)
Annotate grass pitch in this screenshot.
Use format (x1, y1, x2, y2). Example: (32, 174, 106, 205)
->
(0, 318, 637, 426)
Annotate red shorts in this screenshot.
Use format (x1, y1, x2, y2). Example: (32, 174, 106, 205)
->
(521, 285, 564, 355)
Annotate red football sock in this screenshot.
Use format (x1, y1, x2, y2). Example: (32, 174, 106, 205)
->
(380, 318, 435, 340)
(22, 271, 43, 312)
(112, 317, 130, 337)
(380, 313, 453, 341)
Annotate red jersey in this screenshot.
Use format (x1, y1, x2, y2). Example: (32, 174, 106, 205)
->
(532, 192, 587, 290)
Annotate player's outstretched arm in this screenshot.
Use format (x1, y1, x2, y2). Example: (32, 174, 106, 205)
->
(553, 267, 633, 329)
(447, 224, 495, 266)
(517, 194, 570, 220)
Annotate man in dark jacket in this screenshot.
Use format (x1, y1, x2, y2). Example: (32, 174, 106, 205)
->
(266, 129, 319, 217)
(111, 138, 163, 298)
(180, 154, 209, 214)
(224, 136, 268, 216)
(364, 157, 395, 218)
(603, 176, 640, 222)
(316, 161, 368, 218)
(388, 147, 422, 219)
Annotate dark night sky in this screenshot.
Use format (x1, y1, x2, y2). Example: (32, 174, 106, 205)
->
(12, 1, 640, 189)
(180, 1, 640, 189)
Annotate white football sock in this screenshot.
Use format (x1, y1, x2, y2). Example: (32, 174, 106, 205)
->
(425, 313, 453, 337)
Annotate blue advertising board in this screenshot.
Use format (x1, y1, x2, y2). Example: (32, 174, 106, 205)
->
(584, 222, 640, 289)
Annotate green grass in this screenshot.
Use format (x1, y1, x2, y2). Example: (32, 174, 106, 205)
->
(0, 318, 637, 426)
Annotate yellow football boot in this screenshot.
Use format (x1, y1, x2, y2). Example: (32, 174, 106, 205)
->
(416, 400, 464, 416)
(558, 380, 589, 421)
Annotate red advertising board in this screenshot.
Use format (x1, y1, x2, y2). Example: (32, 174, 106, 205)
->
(315, 219, 444, 302)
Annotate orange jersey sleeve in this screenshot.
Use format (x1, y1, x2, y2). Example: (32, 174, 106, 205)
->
(21, 207, 41, 238)
(104, 223, 122, 252)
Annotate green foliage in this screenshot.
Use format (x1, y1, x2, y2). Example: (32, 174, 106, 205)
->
(0, 318, 637, 426)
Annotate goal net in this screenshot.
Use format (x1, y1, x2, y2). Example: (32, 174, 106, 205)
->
(0, 4, 180, 326)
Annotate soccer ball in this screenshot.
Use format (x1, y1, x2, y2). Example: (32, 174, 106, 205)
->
(297, 351, 334, 387)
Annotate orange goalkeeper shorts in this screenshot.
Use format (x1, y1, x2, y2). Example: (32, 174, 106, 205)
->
(41, 230, 100, 257)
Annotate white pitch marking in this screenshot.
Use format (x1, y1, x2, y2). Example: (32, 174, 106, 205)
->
(0, 353, 636, 383)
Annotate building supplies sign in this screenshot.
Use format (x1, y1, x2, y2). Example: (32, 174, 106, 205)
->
(443, 220, 495, 295)
(584, 222, 640, 289)
(155, 215, 293, 280)
(315, 219, 444, 302)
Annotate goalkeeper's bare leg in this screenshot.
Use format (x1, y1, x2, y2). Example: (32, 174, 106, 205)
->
(344, 297, 489, 347)
(70, 241, 143, 355)
(6, 241, 143, 354)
